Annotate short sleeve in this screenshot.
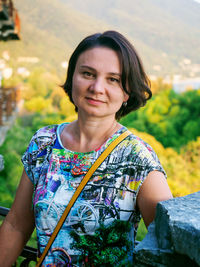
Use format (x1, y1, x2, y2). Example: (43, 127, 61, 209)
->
(21, 131, 40, 183)
(127, 135, 167, 197)
(21, 125, 57, 184)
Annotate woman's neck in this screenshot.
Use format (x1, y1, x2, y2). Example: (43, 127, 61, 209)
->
(62, 116, 121, 152)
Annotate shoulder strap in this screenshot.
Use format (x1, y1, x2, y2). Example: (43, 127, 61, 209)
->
(36, 130, 131, 266)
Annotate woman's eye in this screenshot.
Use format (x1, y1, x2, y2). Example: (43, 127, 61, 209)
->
(83, 71, 93, 78)
(109, 77, 120, 83)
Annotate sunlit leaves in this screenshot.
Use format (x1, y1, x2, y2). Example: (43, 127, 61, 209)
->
(128, 128, 200, 197)
(25, 96, 53, 113)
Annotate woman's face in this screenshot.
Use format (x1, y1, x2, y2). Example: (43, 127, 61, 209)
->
(72, 46, 129, 120)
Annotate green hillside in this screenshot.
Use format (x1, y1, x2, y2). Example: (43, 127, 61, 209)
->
(1, 0, 200, 77)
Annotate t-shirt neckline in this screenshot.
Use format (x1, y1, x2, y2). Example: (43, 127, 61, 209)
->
(56, 122, 127, 154)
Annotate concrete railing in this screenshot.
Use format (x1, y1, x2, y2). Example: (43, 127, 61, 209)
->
(0, 87, 19, 171)
(134, 191, 200, 266)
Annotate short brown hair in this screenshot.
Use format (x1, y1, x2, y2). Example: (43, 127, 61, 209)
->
(62, 30, 152, 120)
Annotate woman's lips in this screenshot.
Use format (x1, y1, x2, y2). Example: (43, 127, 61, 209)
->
(86, 97, 105, 105)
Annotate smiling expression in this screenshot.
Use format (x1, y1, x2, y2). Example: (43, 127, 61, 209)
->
(72, 47, 129, 120)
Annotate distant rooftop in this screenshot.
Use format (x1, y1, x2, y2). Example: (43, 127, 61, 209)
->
(173, 77, 200, 93)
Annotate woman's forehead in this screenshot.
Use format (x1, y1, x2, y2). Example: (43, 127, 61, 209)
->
(75, 47, 122, 73)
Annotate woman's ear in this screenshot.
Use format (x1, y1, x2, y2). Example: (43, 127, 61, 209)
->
(123, 93, 129, 102)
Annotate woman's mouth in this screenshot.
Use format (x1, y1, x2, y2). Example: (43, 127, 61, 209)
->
(86, 97, 105, 105)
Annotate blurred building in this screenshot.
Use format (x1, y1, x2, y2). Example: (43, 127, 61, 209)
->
(0, 0, 20, 41)
(0, 0, 20, 170)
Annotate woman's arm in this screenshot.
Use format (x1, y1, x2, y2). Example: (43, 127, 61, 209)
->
(0, 169, 35, 267)
(137, 170, 173, 228)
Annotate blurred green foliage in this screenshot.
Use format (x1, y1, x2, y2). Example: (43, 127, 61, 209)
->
(120, 88, 200, 151)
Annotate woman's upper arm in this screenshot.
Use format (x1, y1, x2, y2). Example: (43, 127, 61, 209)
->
(0, 170, 35, 266)
(136, 170, 173, 228)
(5, 169, 35, 236)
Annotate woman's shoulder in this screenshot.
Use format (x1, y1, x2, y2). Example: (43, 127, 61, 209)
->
(122, 127, 153, 151)
(33, 124, 58, 140)
(121, 128, 158, 161)
(128, 132, 154, 152)
(27, 124, 60, 154)
(121, 128, 166, 175)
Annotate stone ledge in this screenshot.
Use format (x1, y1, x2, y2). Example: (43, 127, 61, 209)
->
(134, 191, 200, 266)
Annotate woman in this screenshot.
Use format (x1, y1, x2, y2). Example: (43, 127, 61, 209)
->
(0, 31, 172, 266)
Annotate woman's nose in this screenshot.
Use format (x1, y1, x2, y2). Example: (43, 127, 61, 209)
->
(89, 78, 105, 93)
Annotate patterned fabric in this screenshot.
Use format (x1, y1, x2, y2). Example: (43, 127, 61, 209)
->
(21, 123, 166, 266)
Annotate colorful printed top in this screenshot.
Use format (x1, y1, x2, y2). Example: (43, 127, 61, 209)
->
(21, 123, 166, 266)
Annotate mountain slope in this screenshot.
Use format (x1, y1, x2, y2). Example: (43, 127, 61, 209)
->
(1, 0, 200, 77)
(61, 0, 200, 75)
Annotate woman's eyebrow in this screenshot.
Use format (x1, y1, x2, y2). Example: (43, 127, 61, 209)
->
(79, 65, 95, 71)
(79, 65, 121, 77)
(108, 72, 121, 77)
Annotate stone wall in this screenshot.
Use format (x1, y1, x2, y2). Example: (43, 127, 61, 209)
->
(134, 191, 200, 267)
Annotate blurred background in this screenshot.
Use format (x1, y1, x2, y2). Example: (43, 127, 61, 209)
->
(0, 0, 200, 263)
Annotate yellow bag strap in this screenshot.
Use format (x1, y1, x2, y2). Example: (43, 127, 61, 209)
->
(36, 130, 131, 266)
